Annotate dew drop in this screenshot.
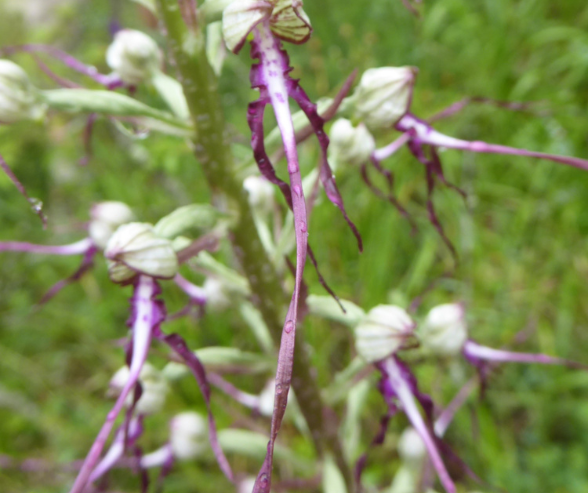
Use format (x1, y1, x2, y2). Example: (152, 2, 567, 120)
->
(28, 198, 43, 213)
(284, 320, 294, 333)
(275, 383, 283, 395)
(292, 185, 302, 197)
(300, 221, 307, 233)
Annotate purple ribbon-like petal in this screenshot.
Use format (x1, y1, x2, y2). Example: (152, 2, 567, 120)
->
(153, 329, 234, 482)
(377, 356, 456, 493)
(463, 339, 588, 370)
(248, 22, 309, 493)
(69, 275, 161, 493)
(1, 44, 119, 87)
(397, 113, 588, 172)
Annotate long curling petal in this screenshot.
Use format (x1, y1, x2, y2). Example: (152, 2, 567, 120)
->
(397, 113, 588, 172)
(153, 329, 234, 481)
(285, 76, 363, 251)
(249, 21, 308, 493)
(463, 339, 588, 370)
(378, 356, 456, 493)
(69, 275, 160, 493)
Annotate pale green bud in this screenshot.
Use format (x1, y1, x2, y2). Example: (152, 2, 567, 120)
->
(354, 305, 415, 363)
(105, 222, 179, 282)
(398, 427, 426, 466)
(89, 201, 135, 249)
(244, 175, 275, 214)
(202, 277, 231, 312)
(351, 66, 417, 129)
(109, 363, 169, 415)
(420, 303, 468, 357)
(0, 59, 45, 123)
(106, 29, 161, 85)
(170, 412, 208, 460)
(329, 118, 375, 166)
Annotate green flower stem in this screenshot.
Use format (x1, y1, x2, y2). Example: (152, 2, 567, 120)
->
(155, 0, 353, 489)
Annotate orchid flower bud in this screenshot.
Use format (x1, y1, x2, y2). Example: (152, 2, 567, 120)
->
(329, 118, 375, 167)
(202, 277, 231, 312)
(350, 66, 417, 129)
(238, 477, 258, 493)
(0, 59, 45, 123)
(106, 29, 162, 85)
(89, 201, 135, 249)
(222, 0, 312, 54)
(244, 175, 275, 215)
(258, 378, 276, 417)
(109, 363, 169, 415)
(170, 412, 208, 460)
(105, 222, 179, 282)
(398, 427, 426, 467)
(420, 303, 468, 357)
(354, 305, 416, 363)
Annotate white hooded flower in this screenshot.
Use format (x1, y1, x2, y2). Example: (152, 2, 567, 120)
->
(202, 277, 231, 312)
(105, 222, 179, 282)
(420, 303, 468, 357)
(109, 363, 169, 415)
(350, 66, 417, 129)
(354, 305, 415, 363)
(89, 201, 135, 249)
(398, 427, 426, 466)
(0, 59, 45, 123)
(329, 118, 375, 167)
(244, 175, 275, 215)
(238, 477, 258, 493)
(106, 30, 162, 85)
(170, 412, 208, 460)
(258, 378, 276, 417)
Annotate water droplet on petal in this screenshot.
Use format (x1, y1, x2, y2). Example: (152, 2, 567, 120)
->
(300, 221, 307, 233)
(285, 320, 294, 333)
(275, 383, 283, 395)
(292, 185, 302, 197)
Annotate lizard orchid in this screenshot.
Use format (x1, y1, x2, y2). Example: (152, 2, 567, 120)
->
(222, 1, 362, 490)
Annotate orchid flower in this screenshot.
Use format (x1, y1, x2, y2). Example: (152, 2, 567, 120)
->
(0, 201, 135, 302)
(353, 304, 457, 493)
(68, 223, 233, 493)
(221, 1, 362, 490)
(344, 66, 588, 255)
(420, 302, 588, 389)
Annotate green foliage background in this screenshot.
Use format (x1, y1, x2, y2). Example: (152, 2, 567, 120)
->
(1, 0, 588, 492)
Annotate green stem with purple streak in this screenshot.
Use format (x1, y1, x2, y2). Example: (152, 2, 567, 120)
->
(155, 0, 352, 489)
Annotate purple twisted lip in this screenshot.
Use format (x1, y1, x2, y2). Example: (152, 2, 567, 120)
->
(376, 356, 456, 493)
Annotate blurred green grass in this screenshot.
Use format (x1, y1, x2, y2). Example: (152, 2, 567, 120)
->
(1, 0, 588, 492)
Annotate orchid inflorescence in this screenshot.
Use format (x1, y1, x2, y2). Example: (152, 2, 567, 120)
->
(1, 1, 588, 493)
